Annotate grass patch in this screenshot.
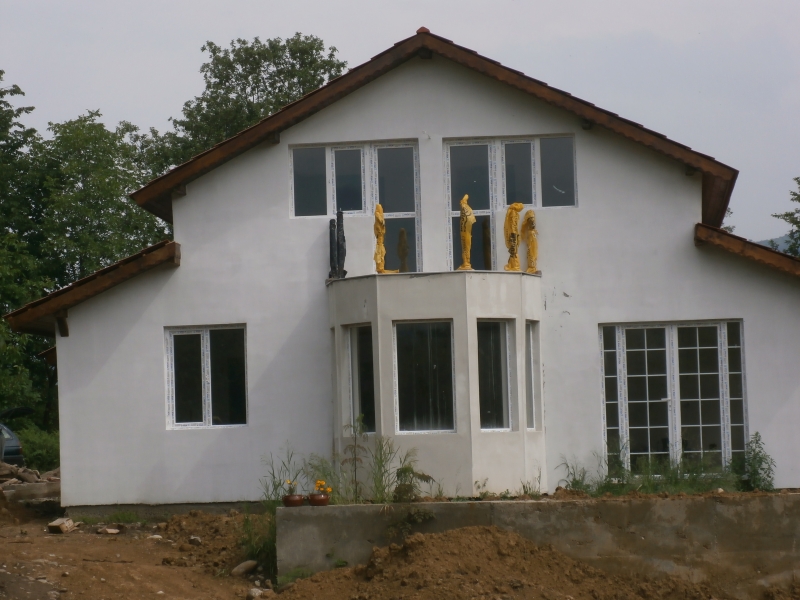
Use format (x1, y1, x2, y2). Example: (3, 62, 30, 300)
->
(107, 511, 140, 523)
(239, 501, 279, 583)
(277, 567, 313, 587)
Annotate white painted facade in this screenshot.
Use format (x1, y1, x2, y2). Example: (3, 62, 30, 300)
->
(55, 55, 800, 506)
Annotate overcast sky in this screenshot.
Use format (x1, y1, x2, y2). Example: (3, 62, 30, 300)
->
(2, 0, 798, 240)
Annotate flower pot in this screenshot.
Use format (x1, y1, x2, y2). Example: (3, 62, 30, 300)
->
(282, 494, 304, 507)
(308, 493, 330, 507)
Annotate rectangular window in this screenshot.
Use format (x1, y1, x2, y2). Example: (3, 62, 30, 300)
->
(600, 322, 745, 472)
(334, 148, 363, 212)
(395, 321, 454, 432)
(376, 145, 421, 272)
(540, 137, 576, 207)
(350, 325, 376, 433)
(477, 321, 509, 429)
(447, 143, 493, 270)
(504, 142, 534, 206)
(525, 322, 535, 429)
(166, 326, 247, 428)
(292, 147, 327, 216)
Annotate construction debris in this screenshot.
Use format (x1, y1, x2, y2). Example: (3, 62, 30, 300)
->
(48, 518, 75, 534)
(0, 461, 60, 486)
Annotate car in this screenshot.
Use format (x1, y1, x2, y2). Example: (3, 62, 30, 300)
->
(1, 423, 24, 466)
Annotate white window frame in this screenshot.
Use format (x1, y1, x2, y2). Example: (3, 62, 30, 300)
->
(537, 135, 579, 209)
(599, 321, 746, 470)
(501, 138, 538, 209)
(164, 324, 248, 430)
(525, 321, 538, 430)
(347, 323, 376, 434)
(477, 319, 513, 432)
(392, 320, 456, 435)
(331, 145, 367, 214)
(289, 145, 332, 219)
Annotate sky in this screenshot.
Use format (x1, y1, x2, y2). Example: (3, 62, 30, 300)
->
(1, 0, 799, 241)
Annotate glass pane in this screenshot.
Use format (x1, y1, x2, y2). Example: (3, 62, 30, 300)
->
(451, 145, 490, 211)
(679, 374, 699, 400)
(646, 328, 666, 349)
(540, 137, 575, 207)
(504, 142, 533, 206)
(477, 322, 508, 429)
(728, 347, 742, 373)
(648, 401, 669, 427)
(731, 425, 745, 451)
(605, 402, 619, 428)
(607, 429, 620, 454)
(603, 351, 617, 377)
(702, 426, 722, 452)
(625, 329, 645, 350)
(384, 218, 416, 272)
(352, 326, 376, 433)
(681, 400, 700, 425)
(602, 326, 616, 351)
(700, 399, 721, 425)
(729, 373, 743, 399)
(698, 348, 718, 373)
(681, 426, 701, 451)
(727, 322, 741, 346)
(650, 428, 670, 453)
(730, 399, 744, 425)
(678, 349, 698, 374)
(677, 327, 697, 348)
(604, 377, 618, 402)
(525, 323, 534, 429)
(629, 429, 649, 453)
(628, 377, 647, 401)
(452, 215, 492, 270)
(629, 402, 648, 427)
(378, 147, 415, 213)
(626, 350, 646, 375)
(210, 328, 247, 425)
(647, 350, 667, 375)
(647, 376, 668, 401)
(335, 149, 362, 212)
(293, 147, 327, 216)
(396, 322, 454, 431)
(704, 452, 722, 469)
(699, 374, 719, 399)
(174, 334, 203, 424)
(698, 326, 717, 347)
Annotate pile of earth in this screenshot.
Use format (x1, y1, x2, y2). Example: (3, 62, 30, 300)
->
(280, 525, 726, 600)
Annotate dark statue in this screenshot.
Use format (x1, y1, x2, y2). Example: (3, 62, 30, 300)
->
(329, 210, 347, 279)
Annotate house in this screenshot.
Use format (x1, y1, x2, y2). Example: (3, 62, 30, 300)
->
(6, 29, 800, 507)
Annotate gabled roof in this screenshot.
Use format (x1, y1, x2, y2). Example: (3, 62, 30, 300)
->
(130, 28, 739, 226)
(4, 240, 180, 337)
(694, 224, 800, 279)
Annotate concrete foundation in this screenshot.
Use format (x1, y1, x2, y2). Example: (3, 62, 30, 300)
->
(277, 494, 800, 596)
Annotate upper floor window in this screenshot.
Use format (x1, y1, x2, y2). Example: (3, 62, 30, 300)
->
(540, 137, 575, 207)
(165, 325, 247, 429)
(291, 146, 366, 217)
(292, 147, 327, 216)
(448, 143, 494, 270)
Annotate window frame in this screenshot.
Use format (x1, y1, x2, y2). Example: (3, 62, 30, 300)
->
(164, 324, 248, 430)
(599, 321, 747, 471)
(476, 319, 512, 432)
(538, 136, 578, 209)
(392, 319, 457, 435)
(525, 321, 539, 431)
(347, 323, 376, 434)
(331, 145, 367, 214)
(289, 145, 331, 218)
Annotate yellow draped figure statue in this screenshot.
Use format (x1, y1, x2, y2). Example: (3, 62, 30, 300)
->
(503, 203, 524, 271)
(374, 204, 398, 274)
(456, 194, 476, 270)
(520, 209, 539, 274)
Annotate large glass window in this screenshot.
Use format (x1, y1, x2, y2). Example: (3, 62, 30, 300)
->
(377, 146, 420, 272)
(334, 148, 363, 212)
(448, 144, 492, 270)
(350, 325, 376, 433)
(477, 321, 509, 429)
(504, 142, 534, 206)
(292, 147, 327, 216)
(600, 322, 746, 473)
(395, 322, 454, 432)
(166, 326, 247, 428)
(540, 137, 575, 207)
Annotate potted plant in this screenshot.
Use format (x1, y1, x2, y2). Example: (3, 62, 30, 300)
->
(308, 479, 332, 506)
(282, 480, 304, 507)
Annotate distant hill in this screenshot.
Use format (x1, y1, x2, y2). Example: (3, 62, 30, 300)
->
(756, 234, 791, 252)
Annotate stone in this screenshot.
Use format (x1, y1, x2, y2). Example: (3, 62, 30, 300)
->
(246, 589, 263, 599)
(189, 535, 202, 546)
(97, 527, 120, 535)
(157, 522, 167, 530)
(231, 560, 258, 577)
(147, 534, 162, 540)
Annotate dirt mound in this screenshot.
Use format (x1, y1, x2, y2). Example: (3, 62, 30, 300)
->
(281, 526, 724, 600)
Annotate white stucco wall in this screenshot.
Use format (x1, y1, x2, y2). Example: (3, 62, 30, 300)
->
(56, 54, 800, 506)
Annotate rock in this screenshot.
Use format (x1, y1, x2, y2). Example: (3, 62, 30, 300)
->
(157, 522, 167, 530)
(189, 535, 202, 546)
(47, 518, 74, 534)
(178, 543, 192, 552)
(147, 534, 162, 540)
(97, 527, 120, 535)
(231, 560, 259, 577)
(246, 589, 263, 599)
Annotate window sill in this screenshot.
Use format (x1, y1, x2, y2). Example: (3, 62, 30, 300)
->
(167, 424, 248, 431)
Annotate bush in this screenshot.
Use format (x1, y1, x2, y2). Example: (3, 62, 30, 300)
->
(240, 502, 278, 583)
(16, 427, 59, 472)
(739, 432, 776, 491)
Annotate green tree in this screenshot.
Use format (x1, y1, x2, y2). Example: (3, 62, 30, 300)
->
(771, 177, 800, 257)
(155, 33, 346, 170)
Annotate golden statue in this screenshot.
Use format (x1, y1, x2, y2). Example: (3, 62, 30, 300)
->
(520, 209, 539, 274)
(503, 203, 524, 272)
(456, 194, 476, 270)
(374, 204, 397, 274)
(398, 228, 410, 273)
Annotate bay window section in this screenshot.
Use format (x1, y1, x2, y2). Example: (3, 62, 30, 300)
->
(350, 325, 376, 433)
(477, 321, 509, 429)
(395, 322, 454, 432)
(376, 145, 420, 272)
(292, 147, 327, 216)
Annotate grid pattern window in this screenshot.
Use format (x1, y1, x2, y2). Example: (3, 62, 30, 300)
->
(350, 325, 376, 433)
(477, 321, 509, 429)
(600, 322, 746, 472)
(375, 145, 421, 272)
(165, 326, 247, 428)
(727, 322, 746, 464)
(448, 143, 493, 270)
(394, 321, 454, 432)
